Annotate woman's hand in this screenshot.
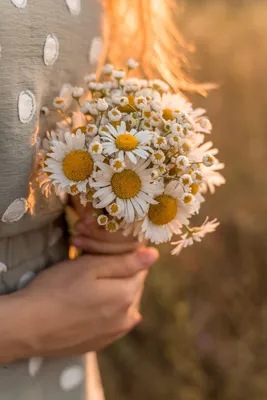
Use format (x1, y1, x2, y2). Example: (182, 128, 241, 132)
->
(0, 247, 158, 363)
(69, 196, 141, 255)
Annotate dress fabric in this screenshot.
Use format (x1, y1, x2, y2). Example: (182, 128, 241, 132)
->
(0, 0, 104, 398)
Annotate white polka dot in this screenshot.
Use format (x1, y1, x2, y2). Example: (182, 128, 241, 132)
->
(59, 365, 84, 391)
(89, 37, 103, 65)
(49, 227, 63, 247)
(59, 83, 73, 110)
(65, 0, 81, 15)
(17, 271, 36, 290)
(10, 0, 27, 8)
(0, 263, 7, 274)
(28, 357, 44, 377)
(43, 34, 59, 66)
(18, 90, 36, 124)
(1, 198, 28, 223)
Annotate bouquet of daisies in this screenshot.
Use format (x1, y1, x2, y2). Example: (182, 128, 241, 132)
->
(39, 59, 225, 255)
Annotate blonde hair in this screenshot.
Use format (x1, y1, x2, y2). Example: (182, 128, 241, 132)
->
(101, 0, 206, 94)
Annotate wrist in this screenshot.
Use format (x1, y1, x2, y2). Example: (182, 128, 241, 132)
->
(0, 291, 42, 363)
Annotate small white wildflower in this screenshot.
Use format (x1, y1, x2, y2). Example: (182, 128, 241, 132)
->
(110, 158, 125, 172)
(53, 97, 65, 109)
(203, 154, 215, 167)
(103, 64, 114, 75)
(89, 141, 103, 155)
(153, 135, 168, 150)
(86, 124, 98, 136)
(158, 165, 167, 175)
(113, 70, 126, 79)
(89, 82, 103, 92)
(97, 215, 108, 226)
(180, 140, 191, 155)
(141, 120, 152, 130)
(134, 96, 147, 109)
(106, 220, 119, 232)
(180, 174, 193, 188)
(96, 99, 108, 111)
(168, 134, 181, 147)
(182, 192, 194, 205)
(103, 81, 113, 90)
(151, 150, 166, 165)
(81, 101, 98, 115)
(127, 58, 139, 69)
(171, 123, 184, 137)
(150, 113, 161, 127)
(151, 169, 159, 179)
(164, 121, 172, 132)
(176, 155, 190, 169)
(72, 87, 84, 98)
(192, 170, 203, 184)
(200, 118, 212, 130)
(108, 108, 122, 122)
(84, 73, 96, 83)
(107, 203, 121, 217)
(41, 106, 49, 116)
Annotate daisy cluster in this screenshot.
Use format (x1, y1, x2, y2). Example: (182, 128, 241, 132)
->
(40, 59, 225, 255)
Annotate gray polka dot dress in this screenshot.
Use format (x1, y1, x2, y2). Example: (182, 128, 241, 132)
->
(0, 0, 104, 398)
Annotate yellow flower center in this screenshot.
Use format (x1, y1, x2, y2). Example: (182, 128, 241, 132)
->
(72, 126, 87, 135)
(148, 195, 178, 226)
(110, 203, 119, 213)
(86, 190, 94, 201)
(190, 183, 200, 195)
(118, 95, 136, 113)
(111, 121, 122, 128)
(162, 108, 175, 121)
(107, 221, 118, 231)
(63, 150, 94, 182)
(144, 110, 152, 119)
(70, 184, 78, 193)
(115, 133, 139, 151)
(111, 169, 141, 199)
(169, 166, 183, 176)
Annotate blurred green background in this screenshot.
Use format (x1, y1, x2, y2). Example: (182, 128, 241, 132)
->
(100, 1, 267, 398)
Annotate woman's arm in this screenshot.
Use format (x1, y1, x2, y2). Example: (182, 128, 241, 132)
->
(0, 248, 158, 364)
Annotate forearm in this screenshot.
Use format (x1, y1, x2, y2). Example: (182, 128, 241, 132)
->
(0, 292, 37, 364)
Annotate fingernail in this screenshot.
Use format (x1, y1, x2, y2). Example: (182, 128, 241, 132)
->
(136, 247, 159, 267)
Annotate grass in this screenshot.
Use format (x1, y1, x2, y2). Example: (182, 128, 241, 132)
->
(100, 2, 267, 399)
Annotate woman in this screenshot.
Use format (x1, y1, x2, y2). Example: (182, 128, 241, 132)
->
(0, 0, 195, 398)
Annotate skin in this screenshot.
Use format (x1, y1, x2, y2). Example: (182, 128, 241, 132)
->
(0, 248, 158, 364)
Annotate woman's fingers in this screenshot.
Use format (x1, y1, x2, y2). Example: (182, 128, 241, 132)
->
(92, 248, 158, 279)
(71, 235, 140, 255)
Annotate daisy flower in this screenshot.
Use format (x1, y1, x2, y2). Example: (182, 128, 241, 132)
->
(141, 180, 194, 244)
(91, 157, 163, 223)
(43, 130, 96, 193)
(100, 121, 152, 163)
(171, 218, 220, 255)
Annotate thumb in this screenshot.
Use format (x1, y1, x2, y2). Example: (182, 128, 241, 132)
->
(96, 247, 159, 279)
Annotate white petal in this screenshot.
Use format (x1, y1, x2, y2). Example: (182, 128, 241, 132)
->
(1, 198, 28, 223)
(96, 192, 116, 208)
(126, 151, 137, 164)
(59, 365, 84, 391)
(28, 357, 44, 377)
